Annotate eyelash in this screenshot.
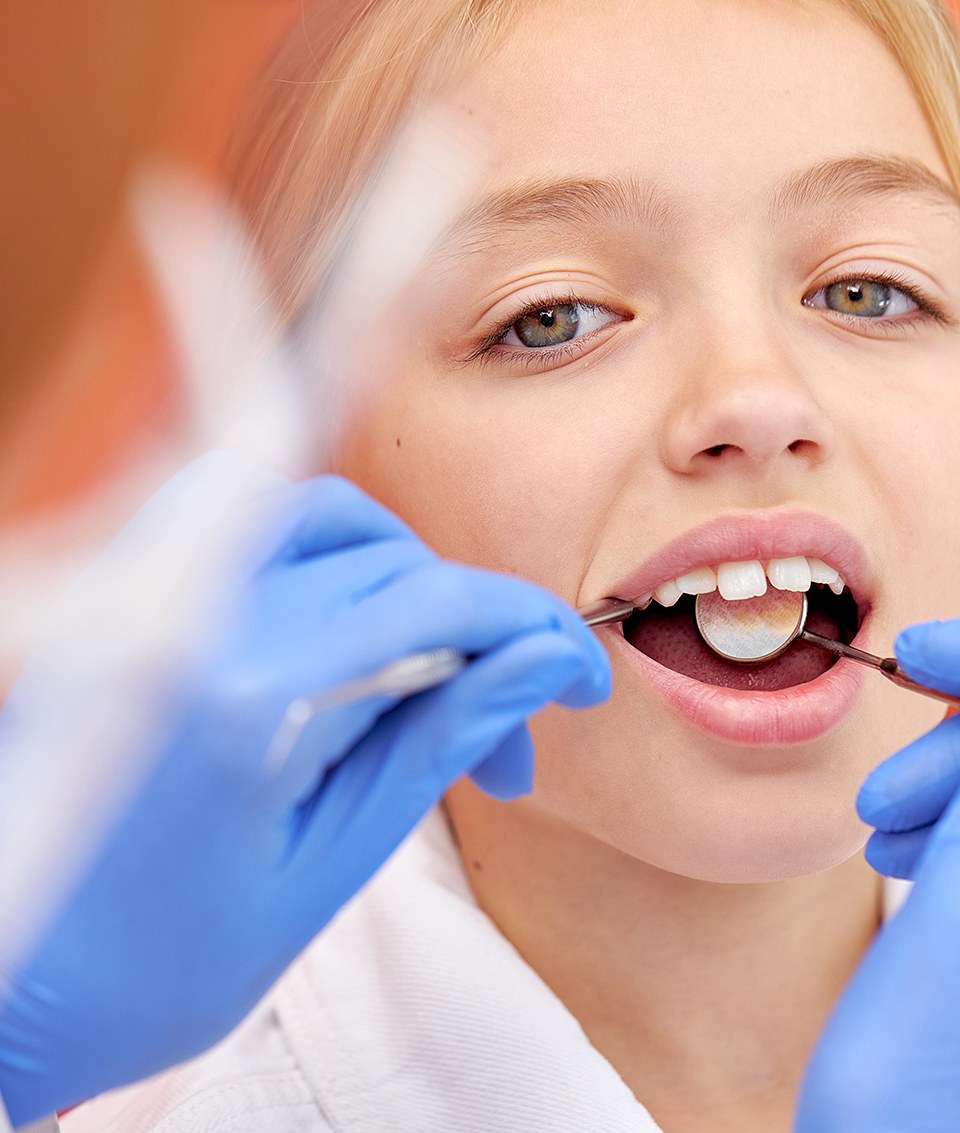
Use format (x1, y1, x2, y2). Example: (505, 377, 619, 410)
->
(471, 291, 624, 369)
(804, 269, 953, 330)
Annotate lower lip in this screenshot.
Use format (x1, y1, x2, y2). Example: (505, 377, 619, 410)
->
(608, 623, 867, 746)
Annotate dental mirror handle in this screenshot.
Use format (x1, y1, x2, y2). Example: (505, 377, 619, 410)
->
(801, 630, 960, 710)
(579, 598, 636, 627)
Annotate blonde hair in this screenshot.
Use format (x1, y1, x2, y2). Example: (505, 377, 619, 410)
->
(227, 0, 960, 323)
(227, 0, 518, 323)
(841, 0, 960, 185)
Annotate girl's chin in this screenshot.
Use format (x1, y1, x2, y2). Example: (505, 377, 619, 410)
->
(641, 829, 871, 885)
(532, 764, 872, 884)
(623, 788, 873, 882)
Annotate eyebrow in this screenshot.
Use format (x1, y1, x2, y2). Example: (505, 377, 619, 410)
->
(769, 154, 960, 218)
(437, 155, 960, 256)
(440, 175, 676, 252)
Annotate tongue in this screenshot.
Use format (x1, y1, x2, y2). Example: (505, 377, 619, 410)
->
(624, 594, 841, 691)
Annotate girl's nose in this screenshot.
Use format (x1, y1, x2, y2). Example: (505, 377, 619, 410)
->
(659, 335, 834, 479)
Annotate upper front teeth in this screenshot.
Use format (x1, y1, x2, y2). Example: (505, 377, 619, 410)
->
(647, 555, 844, 607)
(717, 561, 766, 600)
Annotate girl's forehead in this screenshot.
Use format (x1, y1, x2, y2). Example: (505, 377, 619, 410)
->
(431, 0, 949, 201)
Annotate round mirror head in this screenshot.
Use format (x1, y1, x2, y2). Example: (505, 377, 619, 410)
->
(694, 588, 807, 664)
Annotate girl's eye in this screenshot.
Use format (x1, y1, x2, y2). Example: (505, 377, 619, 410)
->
(501, 301, 614, 348)
(805, 278, 919, 319)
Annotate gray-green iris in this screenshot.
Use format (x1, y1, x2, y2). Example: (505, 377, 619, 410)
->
(514, 303, 580, 347)
(825, 280, 891, 317)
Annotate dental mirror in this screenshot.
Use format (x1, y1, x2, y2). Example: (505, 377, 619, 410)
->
(693, 587, 960, 708)
(695, 588, 808, 663)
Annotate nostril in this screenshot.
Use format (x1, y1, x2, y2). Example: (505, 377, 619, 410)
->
(702, 439, 817, 459)
(788, 438, 816, 456)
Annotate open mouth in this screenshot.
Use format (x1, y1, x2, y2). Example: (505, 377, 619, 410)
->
(622, 556, 862, 692)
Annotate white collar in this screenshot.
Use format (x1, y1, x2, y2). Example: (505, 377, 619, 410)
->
(274, 809, 662, 1132)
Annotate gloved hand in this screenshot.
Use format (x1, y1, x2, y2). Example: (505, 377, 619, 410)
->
(796, 619, 960, 1132)
(0, 459, 610, 1126)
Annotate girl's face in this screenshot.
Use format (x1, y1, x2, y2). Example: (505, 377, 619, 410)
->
(335, 0, 960, 881)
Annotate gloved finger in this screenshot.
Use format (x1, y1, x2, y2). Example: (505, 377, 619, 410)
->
(864, 825, 932, 880)
(271, 623, 598, 812)
(280, 630, 594, 911)
(468, 724, 535, 800)
(895, 618, 960, 696)
(336, 558, 612, 699)
(247, 551, 608, 699)
(267, 474, 420, 564)
(244, 534, 435, 640)
(857, 714, 960, 832)
(273, 684, 536, 815)
(255, 555, 610, 716)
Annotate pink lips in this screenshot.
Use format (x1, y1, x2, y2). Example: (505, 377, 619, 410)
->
(601, 508, 873, 745)
(610, 632, 866, 745)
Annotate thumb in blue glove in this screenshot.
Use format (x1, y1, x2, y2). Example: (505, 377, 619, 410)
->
(857, 619, 960, 880)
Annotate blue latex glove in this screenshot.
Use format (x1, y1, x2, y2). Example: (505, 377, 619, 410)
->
(0, 465, 610, 1126)
(797, 619, 960, 1131)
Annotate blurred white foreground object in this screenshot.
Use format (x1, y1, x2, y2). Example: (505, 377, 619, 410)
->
(0, 111, 486, 982)
(0, 173, 307, 977)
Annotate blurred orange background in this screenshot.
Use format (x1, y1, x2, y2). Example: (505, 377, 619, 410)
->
(2, 0, 301, 521)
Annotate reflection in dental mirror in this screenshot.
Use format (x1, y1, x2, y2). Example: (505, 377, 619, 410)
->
(695, 587, 809, 663)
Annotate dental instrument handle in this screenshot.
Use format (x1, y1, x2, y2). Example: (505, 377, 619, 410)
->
(800, 630, 960, 710)
(579, 598, 636, 627)
(264, 649, 467, 773)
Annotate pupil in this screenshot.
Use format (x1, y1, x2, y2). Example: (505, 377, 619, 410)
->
(847, 285, 863, 304)
(540, 310, 556, 327)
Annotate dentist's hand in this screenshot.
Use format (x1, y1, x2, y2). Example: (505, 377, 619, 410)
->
(797, 619, 960, 1132)
(0, 463, 610, 1127)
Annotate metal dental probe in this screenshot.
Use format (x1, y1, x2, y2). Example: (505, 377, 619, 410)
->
(264, 597, 639, 773)
(790, 628, 960, 707)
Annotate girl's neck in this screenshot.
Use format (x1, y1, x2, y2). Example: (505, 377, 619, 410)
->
(444, 785, 882, 1133)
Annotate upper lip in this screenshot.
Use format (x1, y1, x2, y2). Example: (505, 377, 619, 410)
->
(606, 508, 874, 618)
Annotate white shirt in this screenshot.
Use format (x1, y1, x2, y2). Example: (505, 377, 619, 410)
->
(62, 809, 661, 1132)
